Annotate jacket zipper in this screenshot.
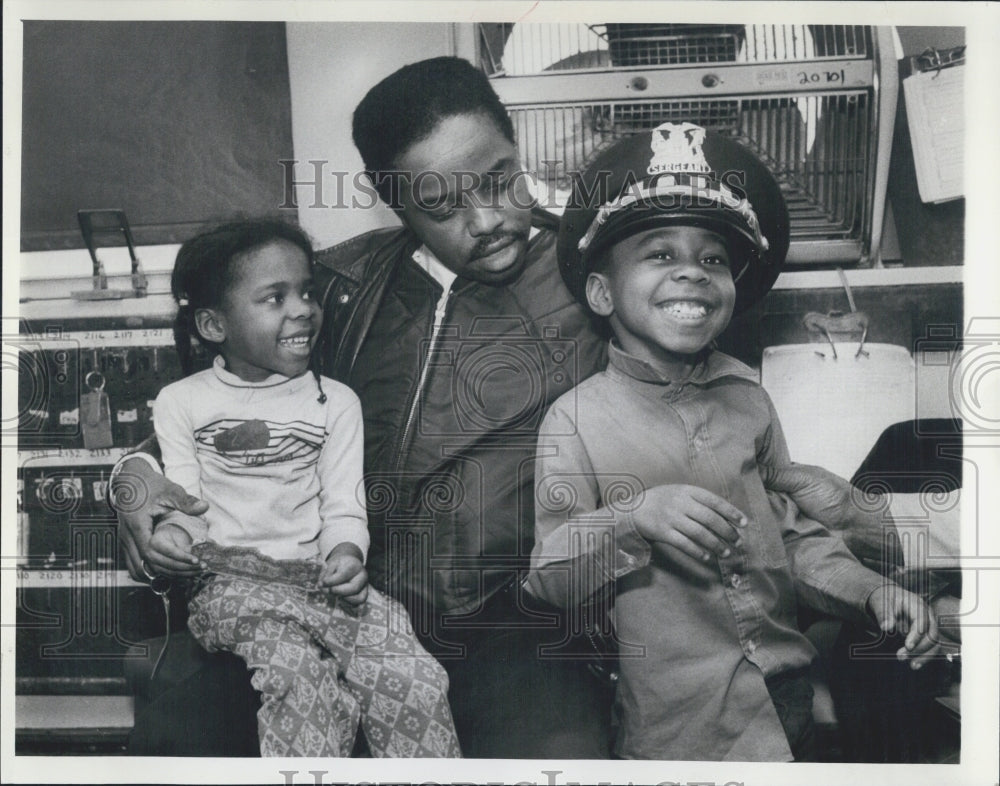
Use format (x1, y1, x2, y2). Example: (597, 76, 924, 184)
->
(394, 288, 452, 472)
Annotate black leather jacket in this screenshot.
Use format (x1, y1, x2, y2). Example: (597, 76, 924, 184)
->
(312, 210, 606, 624)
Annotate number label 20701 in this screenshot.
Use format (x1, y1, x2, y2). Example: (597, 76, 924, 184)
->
(797, 69, 846, 85)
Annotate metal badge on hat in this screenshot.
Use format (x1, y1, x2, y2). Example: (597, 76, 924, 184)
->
(577, 120, 771, 265)
(647, 122, 711, 175)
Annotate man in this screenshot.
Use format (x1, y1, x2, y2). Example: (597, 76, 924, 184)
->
(113, 57, 902, 758)
(115, 57, 609, 758)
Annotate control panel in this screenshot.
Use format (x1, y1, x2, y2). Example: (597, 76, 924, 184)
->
(12, 317, 188, 696)
(18, 328, 181, 450)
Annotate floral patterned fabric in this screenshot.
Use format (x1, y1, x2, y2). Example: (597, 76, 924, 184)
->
(187, 573, 461, 757)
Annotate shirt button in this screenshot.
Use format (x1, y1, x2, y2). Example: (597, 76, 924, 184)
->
(730, 573, 741, 589)
(746, 639, 757, 654)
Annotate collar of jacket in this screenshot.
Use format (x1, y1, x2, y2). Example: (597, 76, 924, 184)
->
(311, 205, 561, 380)
(314, 204, 560, 285)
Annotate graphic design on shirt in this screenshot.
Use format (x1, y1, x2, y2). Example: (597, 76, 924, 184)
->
(194, 418, 325, 468)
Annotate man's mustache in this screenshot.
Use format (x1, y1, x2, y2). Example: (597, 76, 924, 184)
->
(470, 231, 529, 260)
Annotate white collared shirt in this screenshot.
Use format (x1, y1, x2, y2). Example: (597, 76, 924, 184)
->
(411, 245, 457, 323)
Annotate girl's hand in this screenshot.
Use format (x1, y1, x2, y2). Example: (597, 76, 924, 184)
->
(867, 583, 942, 669)
(320, 542, 369, 605)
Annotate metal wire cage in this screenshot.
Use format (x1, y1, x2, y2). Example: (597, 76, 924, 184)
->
(480, 23, 898, 266)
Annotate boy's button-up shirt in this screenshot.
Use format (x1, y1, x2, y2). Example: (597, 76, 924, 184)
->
(527, 342, 885, 761)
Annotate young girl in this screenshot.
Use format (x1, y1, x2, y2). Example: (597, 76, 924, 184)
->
(149, 219, 461, 758)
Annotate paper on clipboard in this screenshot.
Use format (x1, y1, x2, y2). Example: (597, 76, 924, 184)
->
(903, 61, 964, 204)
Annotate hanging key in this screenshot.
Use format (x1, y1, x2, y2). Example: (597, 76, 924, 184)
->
(81, 371, 114, 449)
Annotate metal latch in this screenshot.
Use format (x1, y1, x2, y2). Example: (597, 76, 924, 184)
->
(72, 209, 147, 301)
(803, 268, 870, 360)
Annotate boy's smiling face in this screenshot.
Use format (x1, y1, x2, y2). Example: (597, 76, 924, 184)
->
(586, 225, 737, 377)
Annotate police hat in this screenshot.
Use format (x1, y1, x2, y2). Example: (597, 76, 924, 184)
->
(558, 122, 789, 314)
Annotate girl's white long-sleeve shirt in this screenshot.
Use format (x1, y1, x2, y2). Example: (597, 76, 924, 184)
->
(153, 356, 369, 562)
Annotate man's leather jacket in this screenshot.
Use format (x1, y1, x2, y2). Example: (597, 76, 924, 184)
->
(312, 209, 606, 628)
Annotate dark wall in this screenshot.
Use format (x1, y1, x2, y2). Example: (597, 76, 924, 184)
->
(896, 26, 965, 56)
(20, 21, 295, 252)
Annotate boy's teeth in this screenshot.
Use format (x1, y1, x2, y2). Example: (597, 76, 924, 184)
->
(663, 302, 708, 319)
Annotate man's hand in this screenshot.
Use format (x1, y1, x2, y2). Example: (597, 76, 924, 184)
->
(761, 462, 902, 568)
(631, 484, 747, 565)
(760, 462, 872, 529)
(148, 520, 196, 566)
(320, 542, 368, 606)
(867, 583, 943, 670)
(112, 457, 208, 579)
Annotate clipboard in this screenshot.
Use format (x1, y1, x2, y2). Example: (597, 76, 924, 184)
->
(902, 46, 965, 204)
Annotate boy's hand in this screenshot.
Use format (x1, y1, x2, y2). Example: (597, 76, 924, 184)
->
(320, 543, 368, 606)
(148, 519, 198, 567)
(632, 484, 747, 564)
(867, 583, 942, 669)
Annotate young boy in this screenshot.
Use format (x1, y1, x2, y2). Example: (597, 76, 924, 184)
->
(525, 122, 939, 761)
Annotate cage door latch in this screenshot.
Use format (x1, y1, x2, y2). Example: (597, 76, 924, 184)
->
(72, 209, 147, 301)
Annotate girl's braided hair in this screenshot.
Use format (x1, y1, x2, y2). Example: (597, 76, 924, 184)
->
(171, 218, 326, 402)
